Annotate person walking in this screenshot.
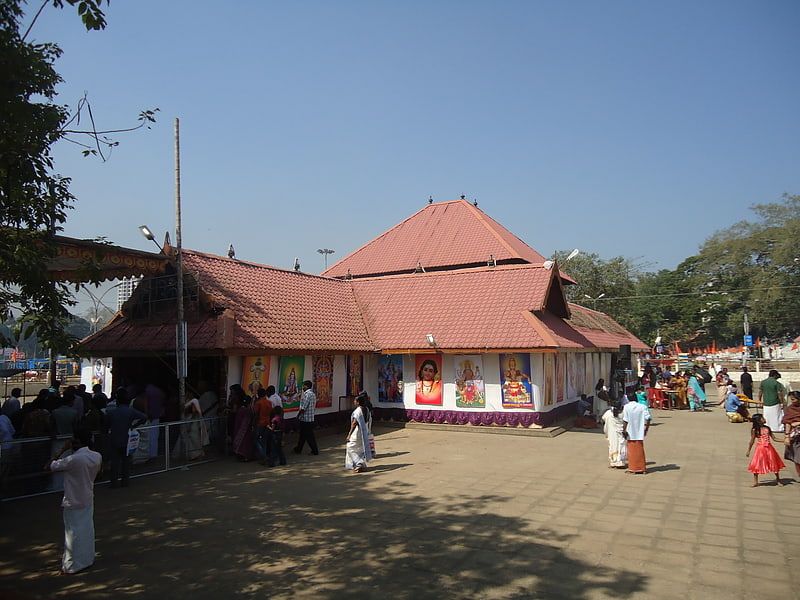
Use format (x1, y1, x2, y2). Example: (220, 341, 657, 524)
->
(345, 392, 373, 473)
(622, 397, 651, 474)
(293, 380, 319, 455)
(601, 404, 627, 469)
(45, 429, 102, 574)
(746, 413, 785, 487)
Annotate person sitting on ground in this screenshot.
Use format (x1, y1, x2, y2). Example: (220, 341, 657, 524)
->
(725, 384, 752, 422)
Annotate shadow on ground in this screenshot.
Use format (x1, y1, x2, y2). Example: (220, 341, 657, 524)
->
(0, 437, 649, 600)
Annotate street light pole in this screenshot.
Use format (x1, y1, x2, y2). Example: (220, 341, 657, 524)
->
(175, 118, 186, 404)
(317, 248, 335, 270)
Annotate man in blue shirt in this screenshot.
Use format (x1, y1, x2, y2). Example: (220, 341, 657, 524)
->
(724, 384, 751, 423)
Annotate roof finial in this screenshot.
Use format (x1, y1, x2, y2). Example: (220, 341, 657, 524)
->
(473, 199, 478, 207)
(227, 243, 236, 259)
(460, 194, 465, 200)
(428, 196, 433, 204)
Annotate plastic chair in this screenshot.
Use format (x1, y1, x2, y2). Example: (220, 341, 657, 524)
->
(651, 389, 671, 410)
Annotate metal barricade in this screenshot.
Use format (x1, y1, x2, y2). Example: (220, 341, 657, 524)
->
(0, 416, 227, 501)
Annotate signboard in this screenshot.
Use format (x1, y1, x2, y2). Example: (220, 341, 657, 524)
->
(744, 335, 753, 346)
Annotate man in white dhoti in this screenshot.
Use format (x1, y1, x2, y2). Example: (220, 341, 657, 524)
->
(46, 429, 102, 574)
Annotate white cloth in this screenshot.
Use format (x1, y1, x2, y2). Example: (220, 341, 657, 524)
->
(345, 406, 372, 470)
(268, 393, 282, 409)
(62, 505, 95, 574)
(602, 409, 627, 467)
(49, 447, 102, 510)
(622, 401, 651, 441)
(764, 404, 784, 434)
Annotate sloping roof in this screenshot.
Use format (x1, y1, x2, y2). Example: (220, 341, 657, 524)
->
(323, 198, 549, 279)
(80, 250, 376, 354)
(349, 264, 645, 352)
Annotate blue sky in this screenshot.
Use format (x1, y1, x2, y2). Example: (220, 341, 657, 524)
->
(29, 0, 800, 287)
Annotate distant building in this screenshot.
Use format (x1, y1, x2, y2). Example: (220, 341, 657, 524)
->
(116, 277, 142, 310)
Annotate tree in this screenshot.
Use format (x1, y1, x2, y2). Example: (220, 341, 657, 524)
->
(0, 0, 155, 355)
(552, 249, 641, 334)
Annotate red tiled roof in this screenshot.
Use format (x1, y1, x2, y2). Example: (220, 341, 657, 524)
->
(350, 264, 572, 351)
(564, 304, 648, 350)
(323, 198, 549, 279)
(81, 251, 376, 354)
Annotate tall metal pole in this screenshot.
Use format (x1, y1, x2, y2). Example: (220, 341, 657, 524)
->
(175, 118, 186, 402)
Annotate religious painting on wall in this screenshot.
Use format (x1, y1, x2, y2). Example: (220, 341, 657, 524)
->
(242, 356, 270, 398)
(544, 353, 554, 406)
(500, 353, 533, 408)
(313, 355, 334, 408)
(347, 355, 363, 397)
(566, 353, 579, 400)
(378, 355, 404, 402)
(415, 354, 442, 405)
(455, 355, 485, 408)
(279, 356, 304, 413)
(556, 353, 565, 403)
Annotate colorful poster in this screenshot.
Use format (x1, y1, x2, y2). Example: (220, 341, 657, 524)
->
(347, 355, 363, 397)
(556, 353, 565, 403)
(455, 355, 485, 408)
(544, 353, 554, 406)
(500, 353, 533, 408)
(242, 356, 270, 398)
(279, 356, 304, 413)
(415, 354, 442, 405)
(566, 353, 578, 399)
(313, 355, 334, 408)
(378, 355, 404, 402)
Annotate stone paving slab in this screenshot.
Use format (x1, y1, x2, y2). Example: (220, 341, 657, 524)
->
(0, 404, 796, 599)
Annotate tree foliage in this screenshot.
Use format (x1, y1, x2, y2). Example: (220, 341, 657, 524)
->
(554, 194, 800, 349)
(0, 0, 154, 354)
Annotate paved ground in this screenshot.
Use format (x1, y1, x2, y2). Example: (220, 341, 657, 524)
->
(0, 404, 797, 600)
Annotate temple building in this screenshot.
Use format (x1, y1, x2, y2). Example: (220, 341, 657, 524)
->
(79, 197, 646, 427)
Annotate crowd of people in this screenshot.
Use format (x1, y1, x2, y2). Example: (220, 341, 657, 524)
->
(596, 366, 800, 487)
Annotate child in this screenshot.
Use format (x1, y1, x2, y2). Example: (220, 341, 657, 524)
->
(746, 413, 785, 487)
(267, 406, 287, 467)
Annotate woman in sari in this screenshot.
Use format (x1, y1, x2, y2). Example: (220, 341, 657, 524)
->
(601, 404, 627, 468)
(232, 395, 256, 462)
(172, 393, 208, 461)
(687, 371, 706, 411)
(782, 390, 800, 479)
(345, 392, 372, 473)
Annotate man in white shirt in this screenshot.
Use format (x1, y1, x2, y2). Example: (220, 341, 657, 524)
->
(622, 399, 652, 474)
(46, 429, 102, 574)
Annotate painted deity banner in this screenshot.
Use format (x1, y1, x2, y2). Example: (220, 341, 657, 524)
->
(279, 356, 304, 413)
(415, 354, 442, 405)
(500, 353, 533, 408)
(566, 353, 578, 400)
(544, 353, 555, 406)
(347, 355, 363, 397)
(312, 355, 334, 408)
(242, 356, 270, 398)
(455, 355, 485, 408)
(556, 353, 565, 403)
(378, 355, 404, 402)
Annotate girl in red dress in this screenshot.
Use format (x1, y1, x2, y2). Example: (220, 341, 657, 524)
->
(746, 413, 785, 487)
